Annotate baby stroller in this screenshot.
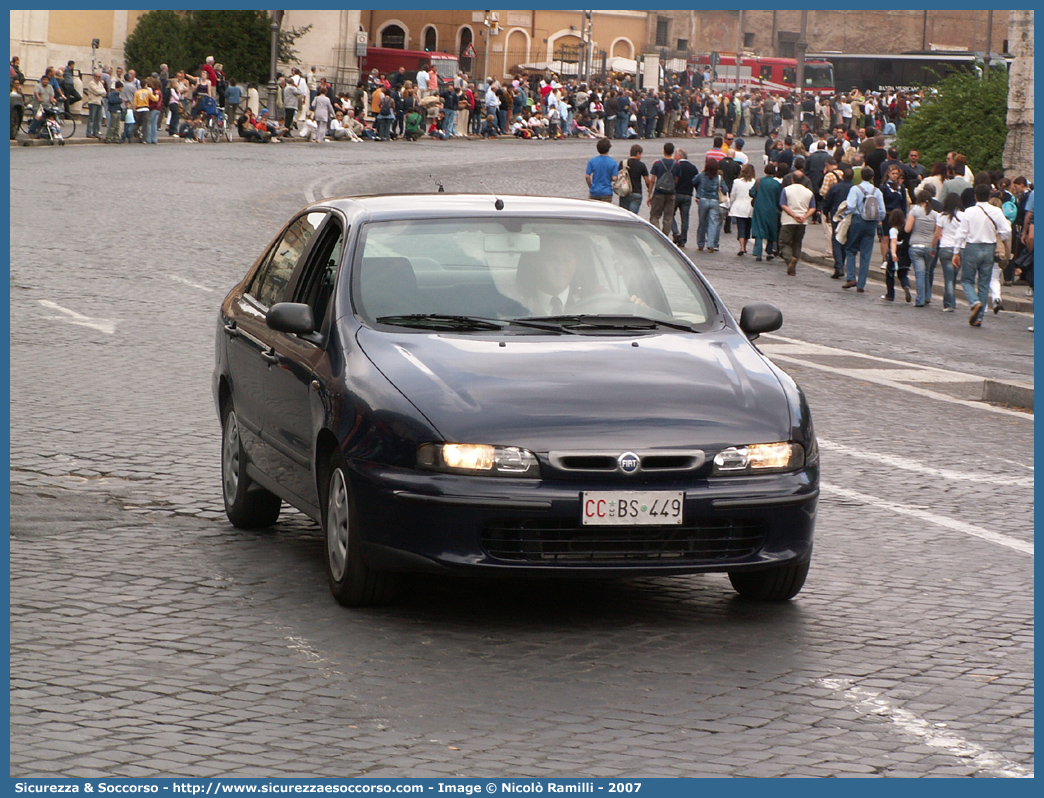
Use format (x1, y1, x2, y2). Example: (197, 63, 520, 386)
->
(194, 95, 230, 142)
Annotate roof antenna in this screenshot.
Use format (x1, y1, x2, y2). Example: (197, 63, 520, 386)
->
(478, 179, 505, 210)
(429, 175, 444, 193)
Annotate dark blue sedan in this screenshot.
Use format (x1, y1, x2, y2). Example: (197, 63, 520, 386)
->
(214, 195, 818, 606)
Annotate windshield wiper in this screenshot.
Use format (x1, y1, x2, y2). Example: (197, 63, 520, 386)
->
(375, 314, 507, 331)
(519, 314, 698, 332)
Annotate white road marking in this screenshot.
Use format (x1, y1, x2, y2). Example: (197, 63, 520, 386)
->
(818, 678, 1032, 778)
(167, 274, 215, 292)
(304, 175, 342, 204)
(821, 482, 1033, 556)
(819, 439, 1034, 487)
(842, 367, 983, 384)
(37, 300, 116, 334)
(760, 334, 1032, 421)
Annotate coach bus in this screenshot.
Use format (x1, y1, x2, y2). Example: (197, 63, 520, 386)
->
(688, 53, 835, 94)
(807, 51, 1011, 93)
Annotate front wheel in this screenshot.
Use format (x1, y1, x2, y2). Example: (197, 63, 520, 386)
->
(59, 114, 76, 139)
(221, 404, 281, 528)
(322, 454, 392, 607)
(728, 560, 809, 601)
(222, 121, 232, 142)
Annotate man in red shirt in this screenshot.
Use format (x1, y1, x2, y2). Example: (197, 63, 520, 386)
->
(201, 57, 218, 94)
(705, 135, 726, 162)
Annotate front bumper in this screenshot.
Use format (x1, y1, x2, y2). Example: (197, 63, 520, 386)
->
(347, 460, 818, 576)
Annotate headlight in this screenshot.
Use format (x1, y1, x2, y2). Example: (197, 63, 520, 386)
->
(712, 442, 805, 475)
(416, 443, 540, 477)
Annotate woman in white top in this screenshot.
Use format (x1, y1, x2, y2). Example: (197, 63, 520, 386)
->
(930, 193, 964, 311)
(729, 163, 757, 256)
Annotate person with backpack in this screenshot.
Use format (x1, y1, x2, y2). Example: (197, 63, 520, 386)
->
(618, 143, 650, 215)
(647, 142, 678, 236)
(375, 90, 395, 140)
(842, 166, 887, 291)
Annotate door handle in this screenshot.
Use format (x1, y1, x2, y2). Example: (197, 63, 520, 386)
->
(223, 321, 239, 337)
(260, 348, 279, 363)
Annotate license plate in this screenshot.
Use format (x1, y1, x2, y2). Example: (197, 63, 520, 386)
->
(582, 492, 684, 526)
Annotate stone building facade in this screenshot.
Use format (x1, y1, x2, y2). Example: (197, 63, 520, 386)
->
(645, 10, 1009, 59)
(360, 9, 646, 81)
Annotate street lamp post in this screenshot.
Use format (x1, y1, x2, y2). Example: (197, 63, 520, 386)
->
(795, 10, 808, 96)
(268, 10, 283, 117)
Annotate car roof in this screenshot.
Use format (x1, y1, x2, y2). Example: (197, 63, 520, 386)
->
(310, 194, 641, 224)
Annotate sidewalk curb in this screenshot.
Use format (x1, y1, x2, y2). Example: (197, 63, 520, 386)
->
(800, 238, 1034, 315)
(982, 380, 1034, 412)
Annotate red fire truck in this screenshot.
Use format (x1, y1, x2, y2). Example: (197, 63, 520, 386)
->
(358, 47, 459, 85)
(689, 53, 835, 94)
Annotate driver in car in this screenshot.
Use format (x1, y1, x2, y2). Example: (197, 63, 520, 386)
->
(516, 231, 650, 317)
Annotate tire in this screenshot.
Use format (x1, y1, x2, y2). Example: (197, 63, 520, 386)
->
(209, 121, 220, 143)
(221, 403, 281, 528)
(321, 453, 391, 607)
(728, 559, 810, 601)
(222, 122, 232, 142)
(59, 114, 75, 138)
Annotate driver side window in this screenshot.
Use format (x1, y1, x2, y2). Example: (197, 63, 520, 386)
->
(250, 212, 326, 308)
(292, 217, 345, 333)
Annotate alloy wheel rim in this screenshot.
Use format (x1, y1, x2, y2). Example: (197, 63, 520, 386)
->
(327, 469, 349, 581)
(222, 411, 241, 506)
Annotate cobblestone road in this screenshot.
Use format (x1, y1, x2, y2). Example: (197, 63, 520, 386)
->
(10, 138, 1033, 778)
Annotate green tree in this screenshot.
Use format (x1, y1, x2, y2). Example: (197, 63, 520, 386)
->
(894, 65, 1009, 174)
(125, 11, 314, 85)
(186, 10, 270, 83)
(123, 10, 189, 77)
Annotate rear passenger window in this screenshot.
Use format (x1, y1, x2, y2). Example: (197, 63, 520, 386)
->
(251, 212, 326, 308)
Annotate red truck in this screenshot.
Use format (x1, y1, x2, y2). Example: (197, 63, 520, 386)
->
(358, 47, 460, 85)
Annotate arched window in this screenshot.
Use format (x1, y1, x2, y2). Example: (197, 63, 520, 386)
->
(381, 25, 405, 49)
(459, 27, 474, 72)
(423, 26, 437, 52)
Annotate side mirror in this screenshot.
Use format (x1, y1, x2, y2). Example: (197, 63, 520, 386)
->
(739, 303, 783, 339)
(267, 302, 316, 336)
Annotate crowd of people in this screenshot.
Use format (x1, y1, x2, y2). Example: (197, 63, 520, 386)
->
(588, 130, 1034, 329)
(13, 54, 923, 146)
(12, 54, 1035, 328)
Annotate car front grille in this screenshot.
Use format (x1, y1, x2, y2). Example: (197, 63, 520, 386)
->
(481, 519, 765, 563)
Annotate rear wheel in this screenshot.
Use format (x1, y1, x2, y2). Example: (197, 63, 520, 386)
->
(322, 454, 391, 607)
(221, 403, 281, 528)
(59, 114, 75, 138)
(209, 119, 220, 143)
(728, 560, 809, 601)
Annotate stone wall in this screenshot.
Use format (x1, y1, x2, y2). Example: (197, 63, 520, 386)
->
(1003, 10, 1034, 180)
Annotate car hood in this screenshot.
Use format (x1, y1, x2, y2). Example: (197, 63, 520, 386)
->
(356, 328, 792, 451)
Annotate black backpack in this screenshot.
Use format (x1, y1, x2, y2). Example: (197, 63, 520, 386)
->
(654, 160, 676, 194)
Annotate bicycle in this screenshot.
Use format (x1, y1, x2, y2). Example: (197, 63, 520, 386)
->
(20, 102, 76, 140)
(207, 109, 232, 143)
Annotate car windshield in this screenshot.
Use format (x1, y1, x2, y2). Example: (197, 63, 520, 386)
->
(351, 217, 719, 332)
